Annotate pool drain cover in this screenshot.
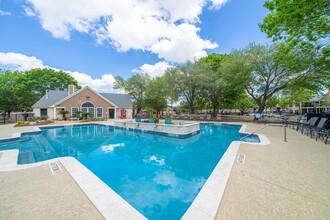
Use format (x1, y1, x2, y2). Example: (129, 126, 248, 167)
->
(49, 162, 63, 174)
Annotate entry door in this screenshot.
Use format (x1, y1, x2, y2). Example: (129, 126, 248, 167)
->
(40, 109, 48, 117)
(108, 109, 115, 119)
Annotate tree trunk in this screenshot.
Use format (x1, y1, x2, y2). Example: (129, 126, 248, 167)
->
(212, 105, 218, 119)
(189, 102, 195, 114)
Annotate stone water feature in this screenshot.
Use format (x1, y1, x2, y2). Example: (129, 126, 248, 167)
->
(113, 121, 200, 138)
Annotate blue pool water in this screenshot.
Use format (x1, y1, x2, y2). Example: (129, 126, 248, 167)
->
(0, 123, 259, 219)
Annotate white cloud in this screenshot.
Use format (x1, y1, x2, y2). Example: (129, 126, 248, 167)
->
(25, 0, 228, 62)
(0, 52, 44, 70)
(0, 52, 117, 93)
(23, 6, 36, 17)
(133, 61, 171, 78)
(0, 9, 11, 16)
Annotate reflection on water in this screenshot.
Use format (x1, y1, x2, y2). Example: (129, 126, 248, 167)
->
(0, 123, 259, 219)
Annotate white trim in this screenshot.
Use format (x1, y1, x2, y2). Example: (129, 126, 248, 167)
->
(52, 86, 118, 108)
(71, 107, 79, 118)
(81, 101, 95, 118)
(96, 107, 103, 118)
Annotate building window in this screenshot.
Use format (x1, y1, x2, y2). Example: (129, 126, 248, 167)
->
(71, 107, 79, 118)
(81, 102, 94, 118)
(96, 107, 103, 118)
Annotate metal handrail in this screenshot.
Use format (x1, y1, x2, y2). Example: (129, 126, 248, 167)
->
(240, 124, 271, 140)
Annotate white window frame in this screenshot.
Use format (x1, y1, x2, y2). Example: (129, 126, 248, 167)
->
(96, 107, 103, 118)
(81, 101, 95, 118)
(71, 107, 79, 118)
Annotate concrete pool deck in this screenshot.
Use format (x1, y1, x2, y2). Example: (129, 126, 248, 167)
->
(216, 123, 330, 219)
(0, 121, 329, 219)
(0, 162, 104, 220)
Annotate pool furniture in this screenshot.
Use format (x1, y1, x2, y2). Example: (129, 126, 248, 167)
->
(309, 118, 328, 137)
(297, 117, 318, 134)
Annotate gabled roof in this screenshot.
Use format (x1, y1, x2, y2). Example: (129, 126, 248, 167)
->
(54, 86, 118, 107)
(32, 86, 132, 109)
(32, 90, 68, 107)
(100, 93, 132, 108)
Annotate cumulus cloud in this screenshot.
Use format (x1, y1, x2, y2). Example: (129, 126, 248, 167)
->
(0, 52, 44, 70)
(0, 9, 12, 16)
(68, 71, 116, 92)
(25, 0, 228, 62)
(0, 52, 117, 92)
(23, 6, 36, 17)
(133, 61, 171, 78)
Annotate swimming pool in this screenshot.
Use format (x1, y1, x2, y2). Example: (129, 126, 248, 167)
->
(0, 123, 259, 219)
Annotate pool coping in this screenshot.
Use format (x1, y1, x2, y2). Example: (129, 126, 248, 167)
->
(0, 122, 270, 219)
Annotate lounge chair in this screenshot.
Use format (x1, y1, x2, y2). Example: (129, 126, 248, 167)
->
(297, 117, 318, 134)
(311, 118, 330, 143)
(309, 118, 328, 138)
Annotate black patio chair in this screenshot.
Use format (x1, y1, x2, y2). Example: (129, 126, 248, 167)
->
(298, 117, 319, 134)
(309, 118, 328, 138)
(313, 120, 330, 144)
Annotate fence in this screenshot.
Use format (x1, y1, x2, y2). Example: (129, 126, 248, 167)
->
(172, 114, 287, 124)
(0, 112, 35, 124)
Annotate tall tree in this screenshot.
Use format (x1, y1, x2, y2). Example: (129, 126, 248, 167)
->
(260, 0, 330, 77)
(16, 68, 80, 110)
(0, 69, 80, 116)
(0, 70, 21, 118)
(232, 94, 256, 115)
(144, 77, 168, 114)
(221, 43, 324, 112)
(163, 61, 201, 114)
(198, 54, 244, 118)
(113, 74, 149, 114)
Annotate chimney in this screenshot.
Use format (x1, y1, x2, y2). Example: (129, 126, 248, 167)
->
(45, 90, 48, 99)
(68, 85, 76, 95)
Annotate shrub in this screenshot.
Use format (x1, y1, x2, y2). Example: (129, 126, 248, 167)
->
(17, 121, 26, 125)
(82, 112, 89, 119)
(29, 116, 41, 122)
(58, 110, 69, 120)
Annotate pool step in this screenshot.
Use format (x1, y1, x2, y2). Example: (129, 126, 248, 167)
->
(18, 150, 35, 164)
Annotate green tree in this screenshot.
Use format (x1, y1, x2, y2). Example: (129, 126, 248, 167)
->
(278, 89, 316, 112)
(144, 77, 168, 114)
(198, 54, 244, 118)
(260, 0, 330, 79)
(220, 43, 324, 112)
(260, 0, 329, 44)
(18, 68, 80, 110)
(0, 70, 22, 119)
(232, 94, 256, 115)
(0, 68, 80, 117)
(163, 61, 201, 114)
(113, 74, 149, 114)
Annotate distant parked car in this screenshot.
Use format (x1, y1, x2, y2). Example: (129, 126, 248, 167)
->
(269, 113, 281, 118)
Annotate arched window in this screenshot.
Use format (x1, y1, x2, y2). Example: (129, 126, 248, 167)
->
(82, 102, 94, 107)
(81, 102, 94, 118)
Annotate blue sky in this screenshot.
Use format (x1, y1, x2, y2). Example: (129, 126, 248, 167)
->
(0, 0, 269, 92)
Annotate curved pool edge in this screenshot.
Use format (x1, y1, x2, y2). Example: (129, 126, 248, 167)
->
(0, 122, 270, 220)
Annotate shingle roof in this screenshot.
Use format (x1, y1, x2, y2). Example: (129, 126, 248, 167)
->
(32, 90, 68, 107)
(100, 93, 132, 108)
(32, 89, 132, 109)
